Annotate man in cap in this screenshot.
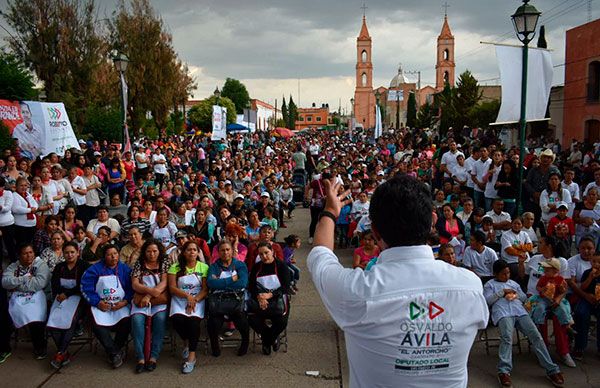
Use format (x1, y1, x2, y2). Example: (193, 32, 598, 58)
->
(524, 149, 559, 231)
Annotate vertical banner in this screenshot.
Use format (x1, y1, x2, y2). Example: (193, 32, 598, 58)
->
(374, 105, 382, 139)
(211, 105, 226, 141)
(494, 45, 553, 124)
(120, 72, 128, 124)
(0, 100, 79, 159)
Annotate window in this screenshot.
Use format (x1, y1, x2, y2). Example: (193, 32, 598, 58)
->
(298, 115, 304, 121)
(443, 49, 449, 60)
(362, 50, 368, 63)
(307, 116, 312, 122)
(362, 73, 367, 87)
(443, 71, 449, 83)
(588, 61, 600, 102)
(316, 117, 322, 122)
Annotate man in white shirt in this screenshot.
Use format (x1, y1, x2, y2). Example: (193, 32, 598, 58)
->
(67, 167, 87, 206)
(484, 150, 503, 212)
(486, 198, 512, 239)
(464, 146, 480, 199)
(440, 139, 464, 179)
(308, 175, 488, 388)
(471, 146, 491, 209)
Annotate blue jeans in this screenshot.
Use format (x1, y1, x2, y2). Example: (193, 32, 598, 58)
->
(485, 197, 494, 213)
(497, 315, 560, 375)
(473, 190, 485, 210)
(530, 297, 573, 326)
(574, 300, 600, 352)
(131, 310, 167, 361)
(503, 201, 516, 218)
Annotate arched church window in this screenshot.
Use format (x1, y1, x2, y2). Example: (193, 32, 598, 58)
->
(362, 73, 367, 87)
(444, 71, 449, 83)
(361, 50, 368, 63)
(443, 49, 449, 60)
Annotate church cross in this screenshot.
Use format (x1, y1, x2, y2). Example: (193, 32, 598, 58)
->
(443, 2, 450, 17)
(361, 3, 368, 18)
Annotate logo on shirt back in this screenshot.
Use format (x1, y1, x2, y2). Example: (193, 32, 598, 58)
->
(409, 301, 445, 320)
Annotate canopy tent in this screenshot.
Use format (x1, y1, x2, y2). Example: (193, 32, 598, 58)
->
(226, 123, 250, 132)
(273, 127, 295, 138)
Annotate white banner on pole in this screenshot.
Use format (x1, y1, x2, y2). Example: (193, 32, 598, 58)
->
(374, 105, 382, 139)
(211, 105, 226, 140)
(494, 45, 553, 125)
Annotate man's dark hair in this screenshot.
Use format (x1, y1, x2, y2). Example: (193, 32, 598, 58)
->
(369, 175, 432, 247)
(471, 230, 486, 245)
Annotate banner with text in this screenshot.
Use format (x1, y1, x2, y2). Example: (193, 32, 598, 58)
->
(211, 105, 227, 141)
(0, 100, 80, 159)
(387, 89, 404, 102)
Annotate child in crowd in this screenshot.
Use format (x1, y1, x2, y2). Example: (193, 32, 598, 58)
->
(547, 203, 575, 240)
(482, 215, 500, 252)
(573, 255, 600, 359)
(352, 231, 380, 270)
(283, 234, 301, 292)
(529, 258, 576, 335)
(336, 200, 352, 249)
(73, 225, 89, 253)
(261, 205, 278, 233)
(438, 243, 460, 266)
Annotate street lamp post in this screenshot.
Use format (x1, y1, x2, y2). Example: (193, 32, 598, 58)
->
(112, 52, 129, 146)
(350, 97, 355, 138)
(396, 90, 400, 130)
(512, 0, 541, 216)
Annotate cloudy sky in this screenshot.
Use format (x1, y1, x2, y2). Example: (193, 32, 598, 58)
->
(1, 0, 595, 111)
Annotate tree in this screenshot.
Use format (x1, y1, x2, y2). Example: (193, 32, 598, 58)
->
(83, 105, 122, 142)
(221, 78, 250, 114)
(187, 95, 236, 131)
(287, 95, 297, 130)
(109, 0, 195, 134)
(0, 122, 15, 152)
(415, 102, 437, 129)
(470, 100, 501, 129)
(406, 92, 417, 128)
(281, 96, 288, 128)
(453, 70, 482, 131)
(436, 82, 455, 134)
(3, 0, 107, 129)
(0, 52, 36, 100)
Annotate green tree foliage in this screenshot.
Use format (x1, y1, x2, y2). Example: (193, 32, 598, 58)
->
(453, 70, 482, 131)
(0, 52, 36, 100)
(0, 122, 16, 152)
(287, 95, 297, 130)
(221, 78, 250, 114)
(165, 111, 184, 136)
(470, 100, 501, 129)
(281, 96, 288, 128)
(416, 102, 438, 129)
(110, 0, 195, 135)
(3, 0, 107, 129)
(406, 92, 417, 129)
(83, 105, 122, 142)
(187, 96, 236, 131)
(436, 83, 454, 134)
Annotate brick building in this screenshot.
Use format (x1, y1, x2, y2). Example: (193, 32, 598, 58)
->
(296, 105, 331, 130)
(563, 18, 600, 144)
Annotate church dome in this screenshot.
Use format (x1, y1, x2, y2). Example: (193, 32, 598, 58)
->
(389, 64, 411, 88)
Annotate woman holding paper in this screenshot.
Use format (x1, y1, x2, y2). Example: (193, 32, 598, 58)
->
(130, 239, 170, 373)
(47, 241, 88, 369)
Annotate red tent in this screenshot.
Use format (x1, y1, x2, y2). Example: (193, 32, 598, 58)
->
(273, 127, 294, 138)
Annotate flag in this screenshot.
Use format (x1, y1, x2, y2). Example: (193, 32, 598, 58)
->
(494, 44, 553, 125)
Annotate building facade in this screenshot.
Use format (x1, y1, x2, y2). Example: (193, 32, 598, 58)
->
(251, 99, 276, 131)
(563, 18, 600, 144)
(296, 106, 331, 130)
(353, 16, 376, 129)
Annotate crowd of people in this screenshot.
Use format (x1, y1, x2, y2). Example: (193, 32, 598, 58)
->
(0, 125, 599, 385)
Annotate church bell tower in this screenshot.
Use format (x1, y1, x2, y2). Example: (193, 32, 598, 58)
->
(353, 15, 375, 129)
(435, 12, 455, 92)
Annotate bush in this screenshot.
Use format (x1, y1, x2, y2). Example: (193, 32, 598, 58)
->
(83, 105, 122, 142)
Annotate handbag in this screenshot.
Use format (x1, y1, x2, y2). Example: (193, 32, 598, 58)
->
(248, 263, 286, 315)
(208, 290, 245, 316)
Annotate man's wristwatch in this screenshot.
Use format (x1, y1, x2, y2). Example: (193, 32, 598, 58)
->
(319, 210, 337, 222)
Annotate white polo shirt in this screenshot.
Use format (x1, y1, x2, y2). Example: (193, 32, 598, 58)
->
(462, 246, 498, 277)
(308, 245, 488, 388)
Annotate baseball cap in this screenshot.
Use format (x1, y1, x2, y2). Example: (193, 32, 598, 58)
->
(94, 151, 102, 157)
(261, 192, 270, 198)
(541, 258, 561, 271)
(224, 180, 232, 185)
(557, 202, 569, 210)
(78, 139, 86, 145)
(234, 194, 245, 200)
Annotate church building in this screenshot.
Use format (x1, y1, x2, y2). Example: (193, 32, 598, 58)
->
(352, 10, 456, 129)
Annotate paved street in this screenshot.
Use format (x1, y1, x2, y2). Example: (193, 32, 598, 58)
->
(3, 208, 600, 387)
